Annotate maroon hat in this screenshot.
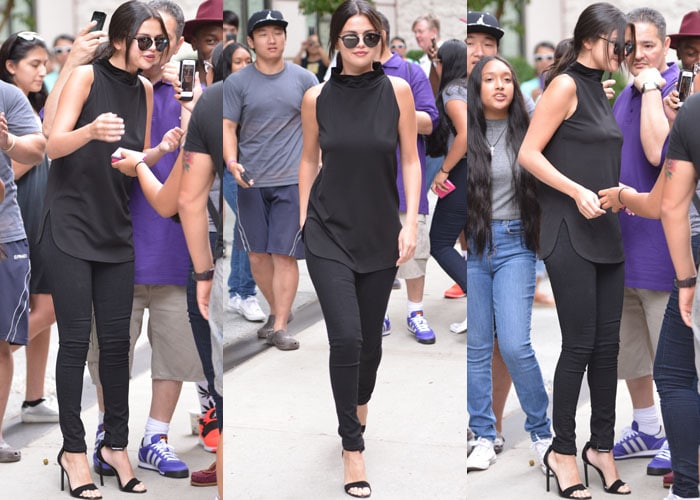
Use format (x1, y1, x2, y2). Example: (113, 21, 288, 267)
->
(183, 0, 223, 45)
(669, 10, 700, 50)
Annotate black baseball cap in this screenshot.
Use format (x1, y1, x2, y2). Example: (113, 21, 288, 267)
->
(247, 9, 288, 35)
(466, 11, 504, 41)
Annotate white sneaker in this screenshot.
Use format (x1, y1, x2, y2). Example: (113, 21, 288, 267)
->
(466, 437, 496, 472)
(664, 487, 700, 500)
(239, 296, 266, 322)
(531, 436, 553, 475)
(227, 294, 241, 312)
(450, 317, 467, 334)
(21, 397, 59, 423)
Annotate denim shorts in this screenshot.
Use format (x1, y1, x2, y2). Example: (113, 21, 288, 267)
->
(235, 184, 304, 259)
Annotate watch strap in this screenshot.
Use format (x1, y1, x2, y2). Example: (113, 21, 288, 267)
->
(674, 275, 697, 288)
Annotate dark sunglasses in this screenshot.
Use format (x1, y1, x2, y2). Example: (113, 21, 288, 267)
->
(534, 54, 554, 62)
(390, 43, 405, 50)
(135, 35, 168, 52)
(598, 36, 634, 57)
(339, 32, 381, 49)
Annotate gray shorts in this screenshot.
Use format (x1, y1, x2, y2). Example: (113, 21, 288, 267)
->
(0, 239, 29, 345)
(396, 213, 430, 280)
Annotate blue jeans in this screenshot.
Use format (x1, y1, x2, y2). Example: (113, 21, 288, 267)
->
(223, 168, 256, 299)
(424, 155, 443, 193)
(429, 158, 466, 292)
(467, 220, 552, 442)
(653, 235, 700, 499)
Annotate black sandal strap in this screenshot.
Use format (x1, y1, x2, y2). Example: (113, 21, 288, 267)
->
(344, 480, 371, 497)
(72, 483, 101, 498)
(605, 479, 630, 494)
(121, 477, 144, 493)
(561, 483, 590, 498)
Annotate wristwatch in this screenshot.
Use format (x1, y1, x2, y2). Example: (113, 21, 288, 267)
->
(674, 275, 697, 288)
(192, 268, 215, 281)
(641, 81, 661, 93)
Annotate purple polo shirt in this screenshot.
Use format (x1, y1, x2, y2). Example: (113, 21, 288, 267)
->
(613, 62, 679, 291)
(129, 79, 190, 286)
(382, 53, 439, 214)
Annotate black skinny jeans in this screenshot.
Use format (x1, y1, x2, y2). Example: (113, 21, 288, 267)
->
(41, 219, 133, 452)
(544, 223, 624, 455)
(305, 249, 396, 451)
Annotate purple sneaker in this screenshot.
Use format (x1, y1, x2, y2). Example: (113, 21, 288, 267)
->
(92, 423, 115, 476)
(613, 421, 665, 459)
(138, 434, 189, 478)
(647, 440, 672, 476)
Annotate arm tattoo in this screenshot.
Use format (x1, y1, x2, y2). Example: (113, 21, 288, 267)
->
(183, 150, 193, 172)
(664, 158, 676, 178)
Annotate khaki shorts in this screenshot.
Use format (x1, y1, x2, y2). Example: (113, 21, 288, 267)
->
(617, 287, 670, 380)
(396, 213, 430, 280)
(88, 284, 205, 384)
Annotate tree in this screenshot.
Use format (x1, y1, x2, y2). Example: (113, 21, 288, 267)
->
(0, 0, 36, 33)
(467, 0, 528, 36)
(298, 0, 374, 16)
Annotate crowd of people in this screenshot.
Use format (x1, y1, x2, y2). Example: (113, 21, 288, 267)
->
(466, 4, 700, 500)
(0, 0, 467, 498)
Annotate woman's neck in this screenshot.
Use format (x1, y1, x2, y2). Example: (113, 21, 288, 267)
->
(484, 109, 508, 120)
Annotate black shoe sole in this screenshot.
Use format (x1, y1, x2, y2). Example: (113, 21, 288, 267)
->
(647, 467, 672, 476)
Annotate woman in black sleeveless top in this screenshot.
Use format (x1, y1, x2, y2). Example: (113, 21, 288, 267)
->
(298, 1, 421, 497)
(519, 3, 634, 498)
(39, 2, 172, 497)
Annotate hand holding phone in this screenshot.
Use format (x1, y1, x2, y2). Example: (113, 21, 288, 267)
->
(90, 11, 107, 32)
(179, 59, 196, 102)
(240, 170, 253, 187)
(435, 179, 456, 198)
(111, 147, 146, 164)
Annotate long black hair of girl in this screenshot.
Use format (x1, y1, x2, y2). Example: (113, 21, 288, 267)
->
(467, 55, 540, 255)
(426, 39, 467, 158)
(0, 32, 49, 113)
(544, 2, 634, 87)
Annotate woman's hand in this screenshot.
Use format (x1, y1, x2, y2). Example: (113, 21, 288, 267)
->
(112, 149, 145, 177)
(158, 127, 184, 153)
(599, 184, 636, 213)
(680, 286, 696, 328)
(602, 79, 616, 100)
(573, 186, 605, 219)
(163, 61, 202, 112)
(431, 169, 449, 195)
(91, 113, 124, 142)
(396, 222, 417, 266)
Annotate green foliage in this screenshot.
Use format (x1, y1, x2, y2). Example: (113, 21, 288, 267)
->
(463, 0, 529, 35)
(506, 56, 535, 84)
(407, 49, 423, 62)
(298, 0, 373, 16)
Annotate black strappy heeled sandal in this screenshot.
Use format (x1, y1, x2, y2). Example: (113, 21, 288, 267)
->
(341, 450, 371, 498)
(57, 448, 102, 499)
(582, 442, 631, 495)
(95, 445, 146, 494)
(544, 446, 592, 499)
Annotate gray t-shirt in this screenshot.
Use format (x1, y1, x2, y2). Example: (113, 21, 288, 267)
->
(489, 118, 520, 221)
(223, 62, 318, 188)
(0, 81, 41, 244)
(443, 81, 467, 155)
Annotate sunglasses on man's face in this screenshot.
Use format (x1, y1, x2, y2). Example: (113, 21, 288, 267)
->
(135, 35, 168, 52)
(339, 32, 381, 49)
(390, 43, 405, 50)
(54, 46, 71, 55)
(534, 54, 554, 62)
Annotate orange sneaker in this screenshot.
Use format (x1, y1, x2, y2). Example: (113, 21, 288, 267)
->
(198, 407, 219, 453)
(444, 283, 466, 299)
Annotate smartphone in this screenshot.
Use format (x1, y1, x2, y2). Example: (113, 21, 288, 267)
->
(179, 59, 196, 102)
(240, 170, 253, 187)
(90, 11, 107, 32)
(435, 179, 456, 198)
(111, 147, 145, 164)
(678, 70, 694, 106)
(225, 32, 237, 43)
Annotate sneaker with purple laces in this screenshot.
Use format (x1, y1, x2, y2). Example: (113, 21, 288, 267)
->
(647, 440, 672, 476)
(613, 421, 666, 459)
(407, 311, 436, 344)
(382, 315, 391, 336)
(138, 434, 189, 478)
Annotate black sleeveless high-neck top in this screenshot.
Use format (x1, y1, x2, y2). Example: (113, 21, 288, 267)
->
(304, 62, 401, 272)
(41, 58, 147, 262)
(539, 61, 624, 263)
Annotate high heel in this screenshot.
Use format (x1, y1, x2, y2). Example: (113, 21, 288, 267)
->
(342, 450, 372, 498)
(57, 448, 102, 498)
(581, 442, 630, 495)
(95, 445, 146, 494)
(544, 446, 592, 499)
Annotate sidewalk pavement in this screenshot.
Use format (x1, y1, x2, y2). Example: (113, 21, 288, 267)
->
(225, 255, 468, 500)
(467, 284, 676, 500)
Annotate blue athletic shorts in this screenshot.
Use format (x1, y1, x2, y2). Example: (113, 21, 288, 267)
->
(235, 185, 304, 259)
(0, 239, 30, 345)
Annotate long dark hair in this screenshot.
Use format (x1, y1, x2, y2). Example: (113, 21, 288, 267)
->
(467, 55, 540, 255)
(0, 33, 49, 113)
(95, 0, 167, 69)
(214, 42, 250, 81)
(545, 2, 634, 87)
(426, 39, 466, 157)
(328, 0, 385, 71)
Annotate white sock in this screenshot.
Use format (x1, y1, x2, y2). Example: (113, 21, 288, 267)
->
(407, 301, 424, 316)
(143, 417, 170, 445)
(196, 381, 216, 415)
(98, 411, 104, 426)
(633, 405, 661, 436)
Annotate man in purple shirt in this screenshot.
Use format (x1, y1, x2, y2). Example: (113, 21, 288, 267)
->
(610, 7, 678, 475)
(378, 13, 439, 344)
